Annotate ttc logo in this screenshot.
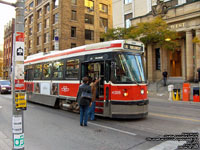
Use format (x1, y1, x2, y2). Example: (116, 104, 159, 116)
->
(17, 47, 24, 56)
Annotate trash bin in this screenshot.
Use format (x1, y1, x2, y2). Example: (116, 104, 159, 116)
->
(173, 89, 180, 101)
(193, 87, 200, 102)
(182, 83, 190, 101)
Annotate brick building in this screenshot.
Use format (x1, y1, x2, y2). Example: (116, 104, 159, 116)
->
(24, 0, 112, 56)
(3, 18, 15, 80)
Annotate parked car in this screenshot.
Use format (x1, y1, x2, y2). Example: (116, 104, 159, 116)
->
(0, 80, 11, 94)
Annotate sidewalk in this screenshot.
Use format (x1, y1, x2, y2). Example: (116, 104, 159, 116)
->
(0, 131, 12, 150)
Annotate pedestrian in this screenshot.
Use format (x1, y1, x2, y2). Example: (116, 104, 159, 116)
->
(88, 77, 101, 121)
(162, 70, 168, 86)
(76, 77, 92, 126)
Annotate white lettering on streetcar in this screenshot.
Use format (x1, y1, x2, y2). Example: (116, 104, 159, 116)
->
(112, 91, 121, 95)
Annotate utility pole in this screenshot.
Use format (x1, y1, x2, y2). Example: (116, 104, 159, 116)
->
(0, 0, 25, 150)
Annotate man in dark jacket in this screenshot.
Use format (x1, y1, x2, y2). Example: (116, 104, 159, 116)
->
(76, 77, 92, 126)
(162, 70, 168, 86)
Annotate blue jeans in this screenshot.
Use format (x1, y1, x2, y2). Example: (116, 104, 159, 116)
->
(88, 102, 96, 120)
(80, 105, 89, 126)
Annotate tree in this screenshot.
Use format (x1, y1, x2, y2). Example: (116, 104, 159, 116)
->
(102, 17, 179, 51)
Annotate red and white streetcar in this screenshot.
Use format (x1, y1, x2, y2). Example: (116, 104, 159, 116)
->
(24, 40, 148, 118)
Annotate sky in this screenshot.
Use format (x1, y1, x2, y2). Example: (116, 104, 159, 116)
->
(0, 0, 16, 48)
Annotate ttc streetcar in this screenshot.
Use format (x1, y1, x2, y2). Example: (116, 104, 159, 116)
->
(24, 40, 148, 118)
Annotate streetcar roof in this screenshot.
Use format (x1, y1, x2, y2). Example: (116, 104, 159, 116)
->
(24, 40, 144, 65)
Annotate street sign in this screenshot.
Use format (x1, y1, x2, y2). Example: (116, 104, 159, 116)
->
(15, 42, 24, 61)
(15, 92, 26, 110)
(15, 64, 24, 79)
(16, 32, 24, 42)
(12, 116, 22, 134)
(14, 133, 24, 149)
(15, 79, 25, 91)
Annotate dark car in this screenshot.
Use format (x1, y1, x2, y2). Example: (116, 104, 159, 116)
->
(0, 80, 11, 94)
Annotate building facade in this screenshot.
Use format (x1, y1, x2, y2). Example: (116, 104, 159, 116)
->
(24, 0, 112, 57)
(113, 0, 200, 82)
(0, 47, 3, 80)
(131, 0, 200, 82)
(3, 18, 15, 80)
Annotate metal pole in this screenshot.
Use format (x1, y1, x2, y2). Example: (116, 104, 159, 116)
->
(0, 1, 25, 149)
(12, 1, 25, 149)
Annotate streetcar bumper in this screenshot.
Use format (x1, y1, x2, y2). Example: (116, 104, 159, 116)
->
(109, 99, 149, 119)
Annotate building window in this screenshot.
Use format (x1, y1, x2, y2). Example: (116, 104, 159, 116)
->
(45, 18, 49, 28)
(29, 40, 32, 48)
(100, 18, 108, 28)
(99, 3, 108, 13)
(29, 27, 32, 35)
(37, 0, 42, 5)
(53, 0, 59, 9)
(124, 0, 132, 4)
(29, 2, 34, 11)
(155, 48, 160, 70)
(71, 10, 77, 20)
(85, 14, 94, 24)
(37, 22, 41, 32)
(71, 27, 76, 37)
(53, 29, 58, 40)
(85, 29, 94, 40)
(29, 15, 33, 24)
(71, 43, 76, 48)
(85, 0, 94, 10)
(72, 0, 77, 5)
(37, 36, 41, 45)
(44, 32, 49, 43)
(45, 3, 50, 14)
(53, 13, 59, 24)
(37, 9, 42, 19)
(124, 13, 132, 28)
(25, 6, 28, 14)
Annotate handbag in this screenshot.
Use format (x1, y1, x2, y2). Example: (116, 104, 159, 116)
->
(81, 91, 92, 100)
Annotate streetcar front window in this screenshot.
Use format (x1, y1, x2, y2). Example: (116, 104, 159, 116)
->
(114, 53, 145, 83)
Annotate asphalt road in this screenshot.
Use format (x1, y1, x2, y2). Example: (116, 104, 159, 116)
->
(0, 94, 200, 150)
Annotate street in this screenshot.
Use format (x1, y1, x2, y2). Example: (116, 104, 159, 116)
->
(0, 94, 200, 150)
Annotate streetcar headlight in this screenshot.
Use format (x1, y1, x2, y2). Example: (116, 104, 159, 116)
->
(141, 89, 144, 95)
(2, 87, 6, 90)
(123, 92, 128, 97)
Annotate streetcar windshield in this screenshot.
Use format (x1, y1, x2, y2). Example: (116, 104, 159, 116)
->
(114, 53, 146, 83)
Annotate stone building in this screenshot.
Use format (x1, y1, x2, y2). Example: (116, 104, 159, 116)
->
(3, 18, 15, 80)
(131, 0, 200, 82)
(113, 0, 200, 82)
(0, 47, 3, 79)
(24, 0, 112, 56)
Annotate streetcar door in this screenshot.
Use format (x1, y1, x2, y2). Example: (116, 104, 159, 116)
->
(81, 62, 105, 114)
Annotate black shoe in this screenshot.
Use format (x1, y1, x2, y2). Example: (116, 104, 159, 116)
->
(80, 123, 83, 126)
(84, 124, 87, 126)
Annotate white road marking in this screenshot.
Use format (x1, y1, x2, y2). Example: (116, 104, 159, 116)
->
(0, 106, 2, 109)
(88, 122, 137, 136)
(148, 141, 186, 150)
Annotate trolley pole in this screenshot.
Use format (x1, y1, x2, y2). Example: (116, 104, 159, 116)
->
(0, 0, 25, 149)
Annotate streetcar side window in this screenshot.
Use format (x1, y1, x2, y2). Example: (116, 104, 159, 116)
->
(34, 64, 42, 80)
(25, 65, 34, 81)
(42, 62, 52, 79)
(52, 60, 64, 79)
(65, 59, 79, 79)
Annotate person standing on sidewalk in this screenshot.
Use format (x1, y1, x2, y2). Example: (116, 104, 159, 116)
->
(162, 70, 168, 86)
(88, 77, 101, 121)
(76, 77, 92, 126)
